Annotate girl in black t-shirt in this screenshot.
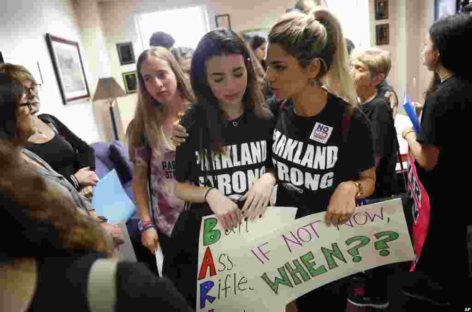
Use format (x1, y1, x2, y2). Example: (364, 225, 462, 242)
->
(265, 9, 376, 311)
(169, 29, 277, 307)
(401, 14, 472, 308)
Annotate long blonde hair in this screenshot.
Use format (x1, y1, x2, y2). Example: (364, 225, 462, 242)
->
(126, 48, 195, 158)
(268, 8, 357, 108)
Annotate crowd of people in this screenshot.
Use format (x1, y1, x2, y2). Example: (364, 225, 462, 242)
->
(1, 0, 471, 311)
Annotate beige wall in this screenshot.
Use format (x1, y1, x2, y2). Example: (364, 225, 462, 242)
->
(0, 0, 102, 143)
(97, 0, 296, 139)
(369, 0, 434, 107)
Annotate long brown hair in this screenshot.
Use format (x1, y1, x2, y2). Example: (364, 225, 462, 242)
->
(0, 141, 113, 262)
(126, 48, 195, 158)
(190, 29, 266, 152)
(268, 8, 357, 108)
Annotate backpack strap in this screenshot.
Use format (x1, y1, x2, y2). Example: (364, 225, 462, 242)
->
(87, 258, 119, 312)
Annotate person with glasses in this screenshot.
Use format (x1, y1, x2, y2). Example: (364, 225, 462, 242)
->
(0, 72, 124, 248)
(0, 64, 98, 199)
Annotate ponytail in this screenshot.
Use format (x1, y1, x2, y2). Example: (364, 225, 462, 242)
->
(314, 9, 357, 108)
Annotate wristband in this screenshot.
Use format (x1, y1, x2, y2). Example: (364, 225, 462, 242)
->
(138, 220, 154, 232)
(140, 223, 156, 233)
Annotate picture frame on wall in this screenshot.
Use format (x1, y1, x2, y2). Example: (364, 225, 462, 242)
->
(122, 71, 137, 94)
(376, 24, 389, 45)
(434, 0, 459, 20)
(215, 14, 231, 29)
(116, 42, 135, 65)
(45, 34, 90, 104)
(375, 0, 389, 20)
(241, 28, 269, 40)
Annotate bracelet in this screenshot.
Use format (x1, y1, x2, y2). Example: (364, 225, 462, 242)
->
(403, 129, 416, 139)
(353, 181, 363, 198)
(138, 220, 154, 232)
(70, 174, 80, 189)
(204, 187, 215, 202)
(140, 223, 157, 232)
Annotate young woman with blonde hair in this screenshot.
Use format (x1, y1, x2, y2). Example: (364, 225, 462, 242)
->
(265, 8, 376, 311)
(127, 47, 195, 273)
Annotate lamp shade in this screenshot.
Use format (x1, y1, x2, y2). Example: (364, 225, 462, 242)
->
(92, 77, 126, 101)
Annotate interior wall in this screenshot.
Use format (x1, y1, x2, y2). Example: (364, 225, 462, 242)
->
(0, 0, 102, 143)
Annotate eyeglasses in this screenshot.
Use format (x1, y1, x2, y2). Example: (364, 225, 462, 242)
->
(24, 84, 40, 98)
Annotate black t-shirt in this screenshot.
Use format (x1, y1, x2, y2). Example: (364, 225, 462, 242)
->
(360, 95, 398, 198)
(25, 114, 95, 185)
(272, 93, 375, 218)
(175, 105, 275, 199)
(417, 76, 472, 213)
(377, 80, 393, 98)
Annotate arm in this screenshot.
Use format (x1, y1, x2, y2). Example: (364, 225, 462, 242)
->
(402, 129, 440, 171)
(174, 182, 241, 230)
(132, 159, 159, 254)
(325, 167, 376, 226)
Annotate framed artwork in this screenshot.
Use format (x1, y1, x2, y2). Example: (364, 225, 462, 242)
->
(116, 42, 135, 65)
(241, 28, 269, 40)
(434, 0, 460, 20)
(375, 0, 389, 20)
(375, 24, 389, 46)
(45, 34, 90, 104)
(215, 14, 231, 29)
(122, 71, 137, 94)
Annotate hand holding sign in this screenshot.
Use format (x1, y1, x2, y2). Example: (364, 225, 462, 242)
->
(231, 199, 414, 310)
(206, 189, 242, 230)
(197, 207, 297, 311)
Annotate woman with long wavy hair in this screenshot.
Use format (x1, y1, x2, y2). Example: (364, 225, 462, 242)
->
(126, 47, 195, 273)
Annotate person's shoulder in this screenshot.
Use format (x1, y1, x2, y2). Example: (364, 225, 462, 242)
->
(370, 96, 392, 117)
(350, 106, 371, 128)
(180, 103, 204, 131)
(38, 113, 60, 124)
(326, 92, 352, 116)
(252, 106, 275, 123)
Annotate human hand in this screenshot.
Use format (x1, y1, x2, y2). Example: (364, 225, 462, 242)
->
(171, 121, 188, 147)
(101, 223, 125, 246)
(241, 173, 276, 220)
(141, 226, 159, 254)
(74, 167, 99, 187)
(206, 189, 242, 230)
(80, 185, 94, 199)
(325, 181, 357, 226)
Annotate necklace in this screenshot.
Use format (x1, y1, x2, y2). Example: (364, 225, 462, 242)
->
(229, 115, 243, 127)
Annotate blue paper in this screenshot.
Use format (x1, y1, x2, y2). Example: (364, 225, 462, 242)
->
(92, 170, 135, 224)
(403, 95, 421, 134)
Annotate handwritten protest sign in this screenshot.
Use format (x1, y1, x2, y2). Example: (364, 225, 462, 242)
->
(197, 207, 297, 312)
(229, 199, 414, 310)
